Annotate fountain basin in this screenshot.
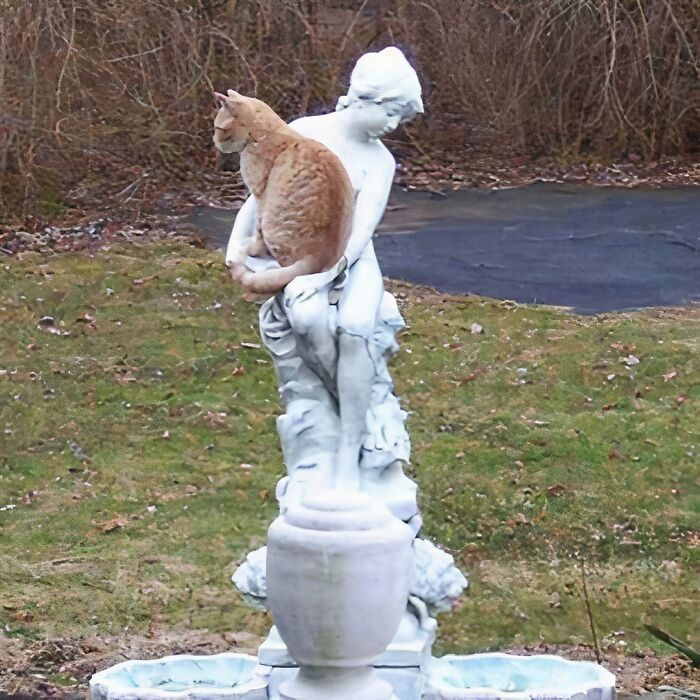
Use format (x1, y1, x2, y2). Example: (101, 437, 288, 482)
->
(89, 652, 267, 700)
(424, 653, 615, 700)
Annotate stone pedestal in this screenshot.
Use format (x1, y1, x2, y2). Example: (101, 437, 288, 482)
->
(258, 615, 435, 669)
(266, 489, 414, 700)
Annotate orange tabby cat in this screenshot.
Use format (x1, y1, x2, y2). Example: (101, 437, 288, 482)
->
(213, 90, 354, 295)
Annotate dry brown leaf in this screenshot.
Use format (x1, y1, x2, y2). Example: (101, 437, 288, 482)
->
(201, 411, 227, 428)
(115, 371, 136, 384)
(98, 517, 127, 533)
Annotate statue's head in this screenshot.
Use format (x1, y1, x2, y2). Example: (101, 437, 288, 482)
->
(337, 46, 423, 139)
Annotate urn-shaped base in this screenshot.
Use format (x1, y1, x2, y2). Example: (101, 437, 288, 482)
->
(266, 489, 413, 698)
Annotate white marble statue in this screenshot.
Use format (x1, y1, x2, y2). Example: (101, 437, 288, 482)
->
(225, 50, 467, 693)
(226, 47, 424, 527)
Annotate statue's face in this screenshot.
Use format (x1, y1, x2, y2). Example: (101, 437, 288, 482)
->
(352, 97, 410, 139)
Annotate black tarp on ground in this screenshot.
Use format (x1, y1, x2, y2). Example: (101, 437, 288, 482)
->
(190, 183, 700, 314)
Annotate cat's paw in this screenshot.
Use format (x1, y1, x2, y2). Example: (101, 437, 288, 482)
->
(229, 262, 247, 282)
(239, 272, 273, 301)
(239, 269, 257, 288)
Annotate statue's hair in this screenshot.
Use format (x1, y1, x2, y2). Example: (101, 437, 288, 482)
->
(336, 46, 423, 120)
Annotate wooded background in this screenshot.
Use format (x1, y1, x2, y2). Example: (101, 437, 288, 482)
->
(1, 0, 698, 215)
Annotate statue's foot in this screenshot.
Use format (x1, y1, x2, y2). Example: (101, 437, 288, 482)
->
(277, 466, 334, 511)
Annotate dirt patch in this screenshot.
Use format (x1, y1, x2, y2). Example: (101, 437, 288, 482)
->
(0, 214, 207, 258)
(1, 632, 697, 698)
(0, 627, 261, 698)
(508, 644, 700, 696)
(392, 150, 700, 193)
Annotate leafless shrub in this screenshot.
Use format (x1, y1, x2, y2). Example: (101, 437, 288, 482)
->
(393, 0, 699, 159)
(0, 0, 385, 215)
(1, 1, 698, 217)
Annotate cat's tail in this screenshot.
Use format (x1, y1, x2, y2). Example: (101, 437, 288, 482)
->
(239, 259, 314, 295)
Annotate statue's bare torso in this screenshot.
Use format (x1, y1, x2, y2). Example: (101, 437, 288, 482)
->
(291, 113, 396, 195)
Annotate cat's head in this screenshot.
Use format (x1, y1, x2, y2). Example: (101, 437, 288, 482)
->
(213, 90, 259, 154)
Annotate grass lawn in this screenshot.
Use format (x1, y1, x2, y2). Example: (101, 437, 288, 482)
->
(0, 242, 698, 693)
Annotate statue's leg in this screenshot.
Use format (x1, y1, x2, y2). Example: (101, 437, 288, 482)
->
(335, 251, 383, 488)
(285, 287, 338, 395)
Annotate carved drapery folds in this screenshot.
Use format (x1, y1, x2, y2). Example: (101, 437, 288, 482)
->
(259, 286, 418, 528)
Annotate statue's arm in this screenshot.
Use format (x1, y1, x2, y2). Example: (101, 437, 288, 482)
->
(225, 195, 257, 267)
(344, 153, 395, 267)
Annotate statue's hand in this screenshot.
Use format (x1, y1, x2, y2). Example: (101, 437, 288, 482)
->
(229, 262, 273, 302)
(230, 262, 267, 290)
(229, 261, 248, 284)
(226, 239, 250, 267)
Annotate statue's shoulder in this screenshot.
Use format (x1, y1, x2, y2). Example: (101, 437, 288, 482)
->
(288, 114, 326, 139)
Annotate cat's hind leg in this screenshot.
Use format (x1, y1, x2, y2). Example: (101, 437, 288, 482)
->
(246, 227, 270, 258)
(238, 258, 314, 295)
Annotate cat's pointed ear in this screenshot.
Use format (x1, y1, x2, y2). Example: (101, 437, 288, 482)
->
(213, 92, 228, 108)
(226, 89, 243, 100)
